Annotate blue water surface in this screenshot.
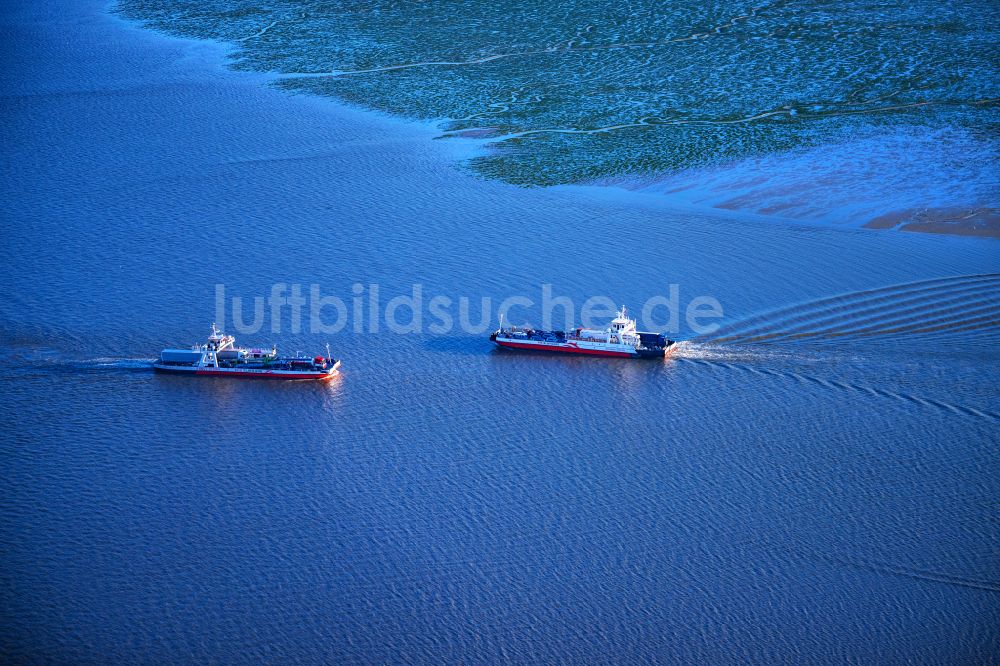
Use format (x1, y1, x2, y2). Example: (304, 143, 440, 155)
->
(1, 1, 998, 663)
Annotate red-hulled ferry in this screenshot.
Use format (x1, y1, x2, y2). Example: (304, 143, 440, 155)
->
(154, 325, 340, 380)
(490, 305, 676, 359)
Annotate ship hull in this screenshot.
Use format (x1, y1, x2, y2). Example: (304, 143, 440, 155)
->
(492, 338, 671, 358)
(154, 362, 340, 380)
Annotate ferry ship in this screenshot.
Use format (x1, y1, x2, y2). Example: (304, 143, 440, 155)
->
(490, 305, 676, 358)
(153, 325, 340, 380)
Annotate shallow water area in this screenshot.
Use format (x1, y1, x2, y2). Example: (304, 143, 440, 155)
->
(114, 0, 1000, 232)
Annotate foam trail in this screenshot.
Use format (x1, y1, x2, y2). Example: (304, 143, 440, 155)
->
(236, 19, 279, 42)
(82, 357, 156, 369)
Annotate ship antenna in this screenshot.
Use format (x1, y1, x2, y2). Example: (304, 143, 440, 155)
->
(326, 342, 332, 363)
(499, 312, 504, 332)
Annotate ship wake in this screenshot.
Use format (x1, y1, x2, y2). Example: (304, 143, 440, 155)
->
(697, 274, 1000, 347)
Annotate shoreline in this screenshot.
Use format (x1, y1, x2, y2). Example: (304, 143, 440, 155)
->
(106, 1, 998, 240)
(101, 0, 451, 148)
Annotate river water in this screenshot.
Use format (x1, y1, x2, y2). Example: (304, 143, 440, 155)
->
(1, 1, 997, 663)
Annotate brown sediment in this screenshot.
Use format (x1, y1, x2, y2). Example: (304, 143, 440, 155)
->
(717, 180, 821, 213)
(864, 207, 1000, 238)
(865, 210, 910, 229)
(759, 202, 800, 215)
(900, 217, 1000, 238)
